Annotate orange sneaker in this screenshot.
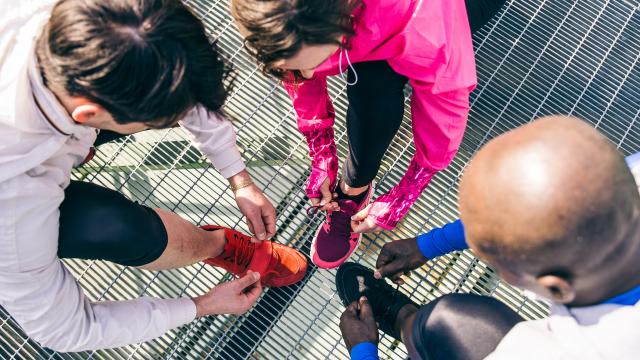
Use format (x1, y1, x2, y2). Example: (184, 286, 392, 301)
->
(201, 225, 308, 287)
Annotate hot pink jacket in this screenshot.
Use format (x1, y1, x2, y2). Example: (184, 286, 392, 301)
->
(284, 0, 476, 230)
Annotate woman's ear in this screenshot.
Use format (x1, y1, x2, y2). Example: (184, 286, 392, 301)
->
(536, 274, 576, 304)
(71, 103, 102, 124)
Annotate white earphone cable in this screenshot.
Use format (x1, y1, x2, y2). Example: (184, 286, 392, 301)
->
(339, 48, 358, 86)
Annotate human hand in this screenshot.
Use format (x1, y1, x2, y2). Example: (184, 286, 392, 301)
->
(193, 271, 262, 317)
(339, 297, 379, 352)
(375, 238, 428, 284)
(233, 179, 276, 242)
(351, 204, 383, 233)
(309, 177, 339, 212)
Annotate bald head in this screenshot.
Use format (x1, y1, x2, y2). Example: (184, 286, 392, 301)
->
(460, 116, 640, 305)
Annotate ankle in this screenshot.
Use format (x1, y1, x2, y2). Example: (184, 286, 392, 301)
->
(340, 180, 369, 196)
(394, 303, 418, 338)
(205, 229, 227, 258)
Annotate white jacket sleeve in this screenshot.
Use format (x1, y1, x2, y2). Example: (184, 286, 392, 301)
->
(179, 106, 246, 178)
(0, 174, 196, 352)
(0, 262, 196, 352)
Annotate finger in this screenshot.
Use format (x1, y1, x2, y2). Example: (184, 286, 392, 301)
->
(262, 208, 277, 239)
(247, 219, 255, 235)
(319, 186, 333, 208)
(310, 197, 321, 206)
(395, 274, 410, 284)
(343, 301, 359, 318)
(323, 201, 339, 212)
(352, 218, 376, 234)
(375, 259, 408, 280)
(234, 271, 261, 290)
(248, 214, 267, 241)
(351, 207, 369, 222)
(350, 220, 360, 232)
(246, 221, 261, 243)
(243, 279, 262, 303)
(363, 222, 382, 233)
(375, 247, 393, 278)
(351, 221, 368, 234)
(358, 297, 374, 321)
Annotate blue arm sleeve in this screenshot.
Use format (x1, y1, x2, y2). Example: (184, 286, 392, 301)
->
(416, 219, 468, 259)
(350, 342, 379, 360)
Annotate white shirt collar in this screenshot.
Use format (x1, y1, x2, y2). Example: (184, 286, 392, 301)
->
(28, 52, 89, 138)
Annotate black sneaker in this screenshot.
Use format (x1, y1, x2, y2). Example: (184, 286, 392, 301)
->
(336, 262, 418, 341)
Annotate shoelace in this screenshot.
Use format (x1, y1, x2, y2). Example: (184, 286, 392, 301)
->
(381, 284, 401, 320)
(306, 205, 352, 234)
(360, 278, 401, 321)
(223, 233, 255, 273)
(306, 205, 323, 216)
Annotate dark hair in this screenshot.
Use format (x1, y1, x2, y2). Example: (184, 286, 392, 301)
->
(36, 0, 231, 127)
(231, 0, 361, 79)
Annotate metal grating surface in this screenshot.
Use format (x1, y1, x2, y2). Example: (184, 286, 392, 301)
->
(1, 0, 639, 358)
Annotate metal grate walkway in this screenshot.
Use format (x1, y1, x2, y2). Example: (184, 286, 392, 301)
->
(1, 0, 639, 358)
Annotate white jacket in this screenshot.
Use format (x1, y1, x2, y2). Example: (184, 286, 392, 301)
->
(486, 301, 640, 360)
(0, 1, 245, 352)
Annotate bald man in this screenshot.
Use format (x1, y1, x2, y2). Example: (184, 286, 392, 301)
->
(337, 116, 640, 360)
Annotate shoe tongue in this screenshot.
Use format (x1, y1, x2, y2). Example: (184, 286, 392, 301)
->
(337, 198, 359, 215)
(328, 204, 355, 236)
(358, 277, 395, 319)
(225, 228, 255, 269)
(246, 240, 272, 275)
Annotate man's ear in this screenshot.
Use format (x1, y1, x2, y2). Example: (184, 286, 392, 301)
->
(71, 103, 103, 124)
(536, 274, 576, 304)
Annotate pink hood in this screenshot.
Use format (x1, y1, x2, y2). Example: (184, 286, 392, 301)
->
(316, 0, 476, 93)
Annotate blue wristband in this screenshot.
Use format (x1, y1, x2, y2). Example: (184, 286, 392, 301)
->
(350, 342, 379, 360)
(416, 219, 468, 259)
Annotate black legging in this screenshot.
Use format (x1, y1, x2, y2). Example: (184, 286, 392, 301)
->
(342, 0, 506, 187)
(57, 130, 169, 267)
(409, 294, 523, 360)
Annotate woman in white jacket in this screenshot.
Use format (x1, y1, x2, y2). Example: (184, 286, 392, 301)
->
(0, 0, 307, 352)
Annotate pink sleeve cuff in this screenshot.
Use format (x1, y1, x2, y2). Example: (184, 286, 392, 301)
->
(282, 75, 338, 198)
(301, 126, 339, 198)
(368, 158, 437, 229)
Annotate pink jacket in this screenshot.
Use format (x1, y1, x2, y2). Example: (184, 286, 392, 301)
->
(284, 0, 476, 230)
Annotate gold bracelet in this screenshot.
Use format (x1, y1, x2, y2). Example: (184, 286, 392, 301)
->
(230, 178, 254, 192)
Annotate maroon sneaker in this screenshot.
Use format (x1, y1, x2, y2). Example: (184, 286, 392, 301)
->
(309, 186, 372, 269)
